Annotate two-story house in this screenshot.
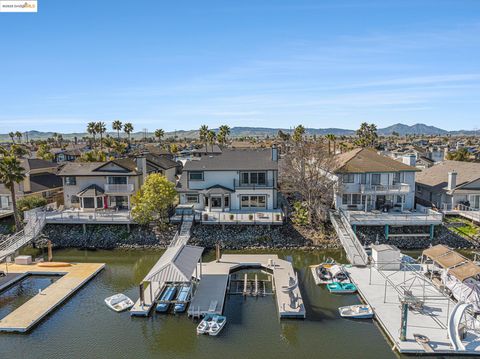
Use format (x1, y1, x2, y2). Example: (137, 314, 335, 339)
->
(175, 148, 283, 224)
(0, 158, 63, 217)
(333, 148, 419, 212)
(416, 160, 480, 210)
(59, 154, 179, 212)
(59, 158, 145, 211)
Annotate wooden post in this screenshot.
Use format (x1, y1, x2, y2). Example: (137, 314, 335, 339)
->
(216, 242, 221, 263)
(47, 240, 53, 262)
(139, 282, 145, 306)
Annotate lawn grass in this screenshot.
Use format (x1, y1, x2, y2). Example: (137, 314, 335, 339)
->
(446, 216, 480, 238)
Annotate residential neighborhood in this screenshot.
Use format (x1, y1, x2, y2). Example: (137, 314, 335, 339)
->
(2, 1, 480, 358)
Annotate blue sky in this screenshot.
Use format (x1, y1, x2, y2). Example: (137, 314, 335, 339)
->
(1, 0, 479, 132)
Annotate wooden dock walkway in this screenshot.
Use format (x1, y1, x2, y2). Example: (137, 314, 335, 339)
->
(0, 262, 105, 333)
(348, 265, 480, 355)
(188, 254, 305, 319)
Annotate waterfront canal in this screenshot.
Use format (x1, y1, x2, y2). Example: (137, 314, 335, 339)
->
(0, 248, 395, 359)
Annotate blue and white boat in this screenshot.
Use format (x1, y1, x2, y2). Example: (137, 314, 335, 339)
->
(339, 305, 373, 319)
(156, 286, 177, 313)
(174, 284, 191, 313)
(327, 282, 357, 294)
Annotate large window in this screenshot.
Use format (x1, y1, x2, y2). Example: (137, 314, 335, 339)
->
(371, 173, 381, 185)
(240, 172, 266, 185)
(107, 176, 127, 184)
(342, 194, 361, 205)
(64, 177, 76, 186)
(240, 195, 266, 209)
(342, 174, 354, 183)
(186, 194, 199, 203)
(189, 171, 204, 181)
(71, 195, 79, 204)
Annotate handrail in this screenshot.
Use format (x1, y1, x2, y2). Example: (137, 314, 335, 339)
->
(0, 211, 46, 257)
(335, 210, 369, 266)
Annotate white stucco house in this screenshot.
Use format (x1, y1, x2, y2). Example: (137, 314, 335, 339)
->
(174, 148, 284, 224)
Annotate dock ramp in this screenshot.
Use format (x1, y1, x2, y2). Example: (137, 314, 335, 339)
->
(330, 211, 368, 266)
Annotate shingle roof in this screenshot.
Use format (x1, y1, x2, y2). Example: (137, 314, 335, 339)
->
(416, 160, 480, 190)
(20, 158, 57, 171)
(77, 184, 105, 197)
(145, 153, 180, 170)
(59, 159, 138, 176)
(183, 149, 278, 171)
(192, 145, 222, 154)
(334, 148, 420, 173)
(29, 173, 63, 193)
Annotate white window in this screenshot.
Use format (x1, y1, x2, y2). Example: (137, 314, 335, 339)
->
(342, 174, 354, 183)
(186, 194, 199, 203)
(240, 195, 266, 208)
(371, 173, 381, 185)
(240, 172, 266, 185)
(64, 176, 76, 186)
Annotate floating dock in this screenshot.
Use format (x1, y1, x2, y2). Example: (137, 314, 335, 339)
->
(0, 262, 105, 333)
(348, 265, 480, 355)
(188, 254, 305, 319)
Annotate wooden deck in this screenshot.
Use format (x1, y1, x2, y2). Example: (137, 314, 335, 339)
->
(0, 262, 105, 333)
(188, 254, 305, 319)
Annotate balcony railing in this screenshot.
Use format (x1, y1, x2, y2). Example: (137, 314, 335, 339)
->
(360, 183, 410, 194)
(104, 183, 135, 193)
(233, 179, 275, 189)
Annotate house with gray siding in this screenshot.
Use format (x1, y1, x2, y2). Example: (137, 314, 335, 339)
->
(175, 148, 283, 224)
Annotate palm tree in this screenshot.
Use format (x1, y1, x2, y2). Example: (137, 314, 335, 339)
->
(154, 129, 165, 143)
(112, 120, 123, 140)
(218, 125, 230, 146)
(8, 132, 15, 143)
(199, 125, 209, 151)
(0, 148, 25, 230)
(123, 123, 134, 144)
(95, 122, 107, 150)
(15, 131, 22, 143)
(87, 122, 97, 148)
(325, 134, 336, 155)
(207, 130, 216, 153)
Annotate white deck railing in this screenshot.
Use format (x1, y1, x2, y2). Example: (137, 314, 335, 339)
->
(360, 183, 410, 194)
(104, 184, 135, 193)
(44, 209, 132, 223)
(198, 210, 284, 225)
(343, 208, 443, 225)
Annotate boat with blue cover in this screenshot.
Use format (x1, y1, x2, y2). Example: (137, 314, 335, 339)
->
(156, 285, 177, 312)
(327, 282, 357, 294)
(174, 284, 191, 313)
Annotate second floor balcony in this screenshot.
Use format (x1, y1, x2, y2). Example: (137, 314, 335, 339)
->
(360, 183, 410, 194)
(233, 178, 275, 190)
(104, 183, 135, 194)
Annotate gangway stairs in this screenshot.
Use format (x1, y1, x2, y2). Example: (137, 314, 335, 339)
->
(0, 211, 46, 262)
(330, 211, 368, 267)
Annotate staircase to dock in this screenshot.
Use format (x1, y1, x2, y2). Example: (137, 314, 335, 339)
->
(330, 211, 368, 267)
(0, 211, 46, 262)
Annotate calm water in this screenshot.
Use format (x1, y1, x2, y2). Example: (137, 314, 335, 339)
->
(0, 248, 396, 359)
(0, 275, 60, 320)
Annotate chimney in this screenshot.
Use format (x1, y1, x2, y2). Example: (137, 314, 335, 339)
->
(271, 145, 278, 162)
(136, 156, 147, 184)
(448, 171, 457, 191)
(402, 154, 416, 167)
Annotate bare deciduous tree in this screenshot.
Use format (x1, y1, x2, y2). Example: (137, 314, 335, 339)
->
(280, 140, 338, 225)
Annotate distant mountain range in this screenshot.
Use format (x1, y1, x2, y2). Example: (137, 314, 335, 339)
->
(0, 123, 477, 142)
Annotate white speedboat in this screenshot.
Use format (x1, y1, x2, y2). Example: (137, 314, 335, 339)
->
(338, 304, 373, 319)
(197, 314, 214, 335)
(208, 315, 227, 336)
(105, 293, 134, 312)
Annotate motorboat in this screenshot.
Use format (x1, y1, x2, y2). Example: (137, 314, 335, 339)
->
(174, 284, 191, 313)
(310, 260, 349, 285)
(197, 314, 214, 335)
(327, 282, 357, 294)
(338, 304, 373, 319)
(208, 315, 227, 336)
(156, 285, 177, 313)
(104, 293, 134, 312)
